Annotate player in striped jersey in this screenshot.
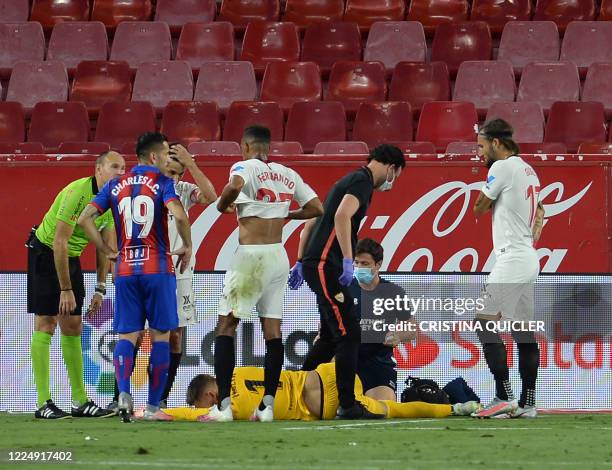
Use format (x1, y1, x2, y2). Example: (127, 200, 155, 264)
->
(79, 132, 193, 421)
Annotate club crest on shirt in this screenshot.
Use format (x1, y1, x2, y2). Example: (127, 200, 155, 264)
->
(334, 292, 345, 303)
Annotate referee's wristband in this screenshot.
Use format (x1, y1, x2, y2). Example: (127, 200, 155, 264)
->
(95, 282, 107, 296)
(60, 288, 72, 292)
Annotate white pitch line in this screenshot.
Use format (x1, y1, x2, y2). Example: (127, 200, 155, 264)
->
(281, 418, 443, 430)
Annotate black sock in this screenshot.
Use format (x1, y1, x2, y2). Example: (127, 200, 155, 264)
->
(477, 323, 513, 401)
(333, 327, 360, 409)
(113, 345, 139, 401)
(161, 352, 182, 403)
(214, 335, 235, 407)
(514, 333, 539, 407)
(260, 338, 284, 410)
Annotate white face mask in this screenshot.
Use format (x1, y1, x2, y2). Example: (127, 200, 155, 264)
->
(378, 168, 396, 192)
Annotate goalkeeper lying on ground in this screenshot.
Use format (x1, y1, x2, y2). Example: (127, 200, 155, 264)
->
(135, 362, 480, 421)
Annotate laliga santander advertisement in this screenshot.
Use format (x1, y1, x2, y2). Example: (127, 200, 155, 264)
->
(0, 156, 611, 411)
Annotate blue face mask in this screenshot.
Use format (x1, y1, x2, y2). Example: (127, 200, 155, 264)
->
(354, 267, 375, 285)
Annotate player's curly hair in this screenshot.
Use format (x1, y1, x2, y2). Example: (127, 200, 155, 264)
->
(478, 119, 520, 155)
(367, 144, 406, 169)
(186, 374, 216, 406)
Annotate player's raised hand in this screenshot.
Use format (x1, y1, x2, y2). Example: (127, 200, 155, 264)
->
(338, 258, 354, 286)
(288, 261, 304, 290)
(169, 245, 192, 274)
(169, 143, 195, 168)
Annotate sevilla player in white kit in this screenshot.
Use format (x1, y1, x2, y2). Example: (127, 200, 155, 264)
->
(210, 125, 324, 422)
(472, 119, 545, 419)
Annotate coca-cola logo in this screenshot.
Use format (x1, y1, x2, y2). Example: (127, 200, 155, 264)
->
(191, 180, 592, 273)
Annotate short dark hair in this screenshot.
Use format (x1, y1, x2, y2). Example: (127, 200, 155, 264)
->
(478, 119, 520, 154)
(136, 131, 168, 161)
(186, 374, 216, 406)
(242, 125, 271, 145)
(367, 144, 406, 169)
(355, 238, 384, 264)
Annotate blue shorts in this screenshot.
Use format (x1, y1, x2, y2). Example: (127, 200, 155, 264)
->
(114, 274, 178, 334)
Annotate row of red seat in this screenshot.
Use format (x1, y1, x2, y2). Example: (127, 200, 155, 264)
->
(2, 58, 611, 120)
(1, 100, 609, 153)
(3, 140, 612, 158)
(2, 20, 612, 76)
(3, 0, 612, 33)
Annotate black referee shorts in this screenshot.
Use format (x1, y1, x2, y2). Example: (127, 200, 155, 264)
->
(357, 358, 398, 393)
(27, 234, 85, 316)
(303, 263, 360, 340)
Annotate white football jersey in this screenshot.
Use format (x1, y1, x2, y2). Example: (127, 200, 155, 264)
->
(169, 181, 199, 280)
(229, 158, 317, 219)
(482, 156, 541, 255)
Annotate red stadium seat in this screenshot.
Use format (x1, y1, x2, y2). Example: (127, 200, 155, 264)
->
(0, 102, 25, 143)
(188, 140, 241, 156)
(364, 22, 427, 74)
(431, 22, 492, 76)
(240, 22, 300, 75)
(325, 61, 387, 114)
(30, 0, 89, 30)
(58, 142, 111, 154)
(600, 0, 612, 21)
(286, 101, 346, 153)
(545, 101, 607, 153)
(446, 141, 479, 154)
(6, 61, 68, 114)
(0, 0, 29, 22)
(132, 61, 194, 112)
(560, 22, 612, 76)
(110, 22, 171, 70)
(392, 141, 437, 154)
(0, 22, 45, 79)
(95, 101, 156, 150)
(416, 101, 478, 151)
(194, 61, 257, 114)
(260, 62, 322, 113)
(282, 0, 344, 28)
(534, 0, 596, 33)
(408, 0, 469, 36)
(28, 102, 89, 151)
(91, 0, 153, 30)
(470, 0, 532, 36)
(389, 62, 450, 112)
(486, 102, 545, 143)
(219, 0, 280, 30)
(352, 102, 413, 149)
(301, 22, 362, 75)
(517, 62, 580, 114)
(70, 60, 132, 114)
(583, 63, 612, 120)
(0, 142, 45, 154)
(47, 22, 109, 74)
(497, 21, 560, 76)
(344, 0, 407, 30)
(519, 142, 567, 154)
(176, 22, 235, 72)
(223, 101, 284, 143)
(160, 101, 221, 146)
(154, 0, 216, 36)
(270, 141, 304, 155)
(577, 143, 612, 154)
(453, 61, 515, 116)
(314, 141, 370, 154)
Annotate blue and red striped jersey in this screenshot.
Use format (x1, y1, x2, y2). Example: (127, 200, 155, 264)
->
(92, 165, 179, 277)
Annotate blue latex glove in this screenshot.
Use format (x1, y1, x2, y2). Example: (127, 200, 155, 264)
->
(338, 258, 354, 286)
(288, 261, 304, 290)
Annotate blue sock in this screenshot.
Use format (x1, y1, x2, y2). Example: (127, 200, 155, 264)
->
(148, 341, 170, 407)
(113, 339, 135, 395)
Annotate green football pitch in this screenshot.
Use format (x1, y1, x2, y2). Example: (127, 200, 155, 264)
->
(1, 413, 611, 469)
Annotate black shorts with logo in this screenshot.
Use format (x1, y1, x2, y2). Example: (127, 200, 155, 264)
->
(357, 357, 398, 393)
(27, 233, 85, 316)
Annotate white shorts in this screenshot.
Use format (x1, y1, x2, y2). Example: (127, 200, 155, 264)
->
(218, 243, 290, 320)
(176, 277, 197, 327)
(480, 250, 539, 321)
